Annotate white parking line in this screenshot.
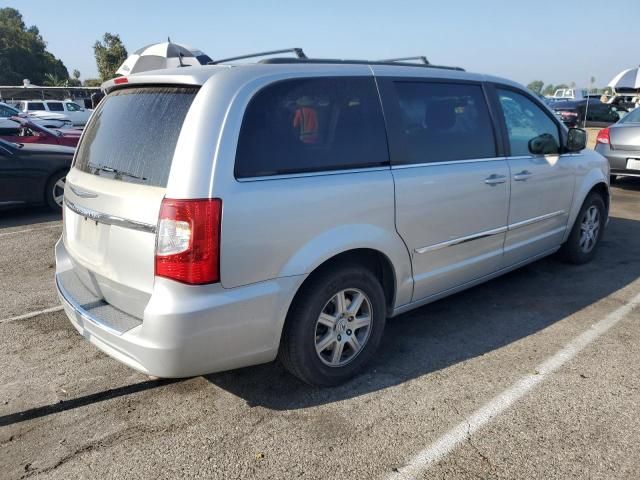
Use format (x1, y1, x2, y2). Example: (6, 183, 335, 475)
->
(389, 290, 640, 480)
(0, 223, 62, 238)
(0, 305, 64, 324)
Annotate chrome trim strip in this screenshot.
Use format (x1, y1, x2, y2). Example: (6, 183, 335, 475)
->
(56, 274, 126, 337)
(64, 198, 156, 234)
(68, 184, 98, 198)
(414, 210, 566, 254)
(508, 210, 565, 230)
(415, 226, 507, 254)
(237, 166, 390, 182)
(392, 157, 505, 170)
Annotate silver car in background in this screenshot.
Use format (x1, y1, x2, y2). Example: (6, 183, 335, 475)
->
(595, 107, 640, 181)
(55, 54, 610, 386)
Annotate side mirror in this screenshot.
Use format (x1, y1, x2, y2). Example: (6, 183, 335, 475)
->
(566, 128, 587, 152)
(528, 133, 559, 155)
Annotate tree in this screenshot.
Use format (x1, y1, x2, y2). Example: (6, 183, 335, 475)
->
(43, 73, 67, 86)
(0, 7, 69, 85)
(542, 84, 555, 96)
(527, 80, 544, 94)
(93, 33, 128, 81)
(83, 78, 102, 87)
(67, 69, 81, 86)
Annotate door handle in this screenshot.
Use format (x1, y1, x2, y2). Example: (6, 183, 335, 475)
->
(513, 170, 533, 181)
(484, 174, 507, 186)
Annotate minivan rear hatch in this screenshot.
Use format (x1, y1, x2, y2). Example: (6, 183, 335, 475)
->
(63, 86, 199, 319)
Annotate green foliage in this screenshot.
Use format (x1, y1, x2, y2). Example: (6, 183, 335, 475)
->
(93, 33, 128, 81)
(526, 80, 544, 94)
(541, 84, 555, 96)
(0, 7, 69, 85)
(43, 73, 68, 86)
(83, 78, 102, 87)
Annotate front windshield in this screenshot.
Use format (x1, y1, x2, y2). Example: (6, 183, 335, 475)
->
(620, 108, 640, 124)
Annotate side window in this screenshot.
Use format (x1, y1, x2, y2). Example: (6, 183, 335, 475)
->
(66, 102, 81, 111)
(235, 77, 388, 178)
(392, 82, 496, 164)
(497, 89, 560, 156)
(0, 106, 15, 117)
(47, 102, 64, 112)
(27, 102, 46, 111)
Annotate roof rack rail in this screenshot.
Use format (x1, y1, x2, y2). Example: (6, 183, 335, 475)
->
(260, 57, 464, 72)
(381, 56, 429, 65)
(209, 48, 307, 65)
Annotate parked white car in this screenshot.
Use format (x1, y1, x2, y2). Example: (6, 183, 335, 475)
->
(0, 101, 72, 129)
(14, 100, 93, 126)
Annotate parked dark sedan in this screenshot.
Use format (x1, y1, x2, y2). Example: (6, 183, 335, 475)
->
(595, 107, 640, 182)
(552, 100, 620, 128)
(0, 138, 73, 211)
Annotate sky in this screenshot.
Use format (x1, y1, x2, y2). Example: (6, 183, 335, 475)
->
(5, 0, 639, 88)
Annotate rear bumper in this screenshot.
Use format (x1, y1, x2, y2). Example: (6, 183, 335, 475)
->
(595, 144, 640, 176)
(55, 239, 305, 377)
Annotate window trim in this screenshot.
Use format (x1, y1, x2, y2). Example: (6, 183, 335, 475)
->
(377, 77, 503, 166)
(489, 83, 567, 157)
(233, 76, 391, 180)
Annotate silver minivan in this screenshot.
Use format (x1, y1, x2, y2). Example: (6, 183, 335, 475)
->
(55, 53, 610, 386)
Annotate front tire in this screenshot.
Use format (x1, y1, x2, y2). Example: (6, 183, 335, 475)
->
(279, 265, 386, 387)
(45, 171, 66, 212)
(560, 192, 606, 264)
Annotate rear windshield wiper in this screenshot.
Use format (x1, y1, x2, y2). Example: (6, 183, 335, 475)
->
(90, 164, 147, 181)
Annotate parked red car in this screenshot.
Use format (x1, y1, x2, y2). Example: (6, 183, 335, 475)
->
(0, 116, 81, 147)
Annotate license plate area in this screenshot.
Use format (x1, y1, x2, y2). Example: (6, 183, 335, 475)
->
(626, 158, 640, 170)
(65, 210, 111, 264)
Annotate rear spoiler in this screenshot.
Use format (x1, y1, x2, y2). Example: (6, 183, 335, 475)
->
(101, 66, 231, 94)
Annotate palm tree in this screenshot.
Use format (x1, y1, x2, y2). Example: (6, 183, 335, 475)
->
(43, 73, 68, 86)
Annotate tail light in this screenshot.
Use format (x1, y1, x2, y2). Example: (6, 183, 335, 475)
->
(596, 127, 610, 145)
(155, 198, 222, 285)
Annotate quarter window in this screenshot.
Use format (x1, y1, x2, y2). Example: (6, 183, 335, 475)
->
(391, 82, 496, 164)
(497, 89, 560, 156)
(235, 77, 389, 178)
(27, 102, 46, 111)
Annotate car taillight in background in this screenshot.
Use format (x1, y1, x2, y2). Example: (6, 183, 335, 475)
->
(596, 127, 610, 145)
(155, 198, 222, 285)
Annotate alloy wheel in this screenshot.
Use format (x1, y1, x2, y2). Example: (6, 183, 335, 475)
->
(52, 176, 65, 208)
(579, 205, 600, 253)
(314, 288, 373, 367)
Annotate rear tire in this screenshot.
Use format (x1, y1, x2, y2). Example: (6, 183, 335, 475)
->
(279, 264, 386, 387)
(559, 192, 606, 264)
(45, 171, 66, 212)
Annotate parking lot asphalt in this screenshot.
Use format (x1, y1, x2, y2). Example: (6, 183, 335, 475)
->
(1, 179, 639, 480)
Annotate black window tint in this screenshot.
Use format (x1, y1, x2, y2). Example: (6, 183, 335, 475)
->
(235, 77, 388, 178)
(0, 106, 17, 117)
(497, 89, 560, 156)
(74, 86, 198, 187)
(27, 102, 46, 111)
(46, 102, 64, 112)
(392, 82, 496, 164)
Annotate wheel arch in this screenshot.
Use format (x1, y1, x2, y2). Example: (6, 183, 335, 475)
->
(563, 168, 610, 243)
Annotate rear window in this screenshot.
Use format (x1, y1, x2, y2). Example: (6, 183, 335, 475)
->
(620, 108, 640, 124)
(27, 102, 46, 111)
(235, 77, 389, 178)
(74, 86, 198, 187)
